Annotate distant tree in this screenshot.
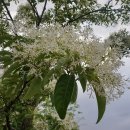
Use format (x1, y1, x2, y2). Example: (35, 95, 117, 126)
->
(105, 29, 130, 57)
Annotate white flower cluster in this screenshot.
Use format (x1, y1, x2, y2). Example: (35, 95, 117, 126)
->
(12, 24, 125, 100)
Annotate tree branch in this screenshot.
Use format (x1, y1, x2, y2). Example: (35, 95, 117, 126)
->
(5, 113, 12, 130)
(0, 75, 35, 129)
(66, 8, 123, 25)
(0, 75, 35, 114)
(1, 0, 14, 25)
(107, 0, 113, 6)
(27, 0, 48, 27)
(0, 94, 6, 113)
(27, 0, 40, 17)
(3, 75, 34, 113)
(6, 76, 34, 111)
(37, 0, 48, 26)
(41, 0, 48, 17)
(1, 0, 18, 35)
(27, 0, 40, 26)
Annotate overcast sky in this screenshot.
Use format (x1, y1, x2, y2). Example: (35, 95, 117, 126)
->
(4, 1, 130, 130)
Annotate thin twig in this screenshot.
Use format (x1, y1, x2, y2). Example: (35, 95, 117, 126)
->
(1, 0, 18, 35)
(1, 0, 14, 24)
(37, 0, 48, 26)
(5, 75, 34, 110)
(0, 75, 34, 130)
(41, 0, 48, 19)
(66, 8, 123, 25)
(5, 113, 12, 130)
(107, 0, 113, 6)
(27, 0, 39, 18)
(27, 0, 48, 27)
(27, 0, 40, 27)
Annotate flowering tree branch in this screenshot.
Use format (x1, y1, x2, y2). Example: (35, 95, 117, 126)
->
(1, 0, 14, 25)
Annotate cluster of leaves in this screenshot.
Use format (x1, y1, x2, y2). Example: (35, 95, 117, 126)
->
(11, 0, 130, 27)
(106, 29, 130, 57)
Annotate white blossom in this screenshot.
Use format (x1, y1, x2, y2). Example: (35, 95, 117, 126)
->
(12, 23, 125, 100)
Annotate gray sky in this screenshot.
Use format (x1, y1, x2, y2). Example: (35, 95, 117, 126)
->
(4, 1, 130, 130)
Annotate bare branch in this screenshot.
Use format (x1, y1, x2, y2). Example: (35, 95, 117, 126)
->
(1, 0, 18, 35)
(107, 0, 113, 6)
(1, 0, 14, 25)
(41, 0, 48, 18)
(27, 0, 48, 27)
(5, 113, 12, 130)
(38, 0, 48, 25)
(27, 0, 40, 27)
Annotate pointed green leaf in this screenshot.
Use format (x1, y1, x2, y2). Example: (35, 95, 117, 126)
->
(79, 73, 87, 92)
(0, 55, 12, 67)
(71, 81, 78, 103)
(2, 61, 21, 79)
(55, 57, 71, 71)
(86, 67, 106, 123)
(0, 50, 12, 56)
(86, 67, 100, 83)
(24, 77, 42, 100)
(94, 87, 106, 124)
(54, 74, 75, 119)
(42, 69, 54, 86)
(76, 65, 87, 92)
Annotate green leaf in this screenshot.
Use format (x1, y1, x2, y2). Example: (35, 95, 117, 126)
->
(56, 57, 71, 70)
(71, 81, 78, 103)
(76, 65, 87, 92)
(42, 69, 54, 86)
(24, 77, 42, 100)
(0, 50, 12, 56)
(2, 61, 21, 78)
(94, 87, 106, 124)
(85, 67, 106, 123)
(86, 67, 100, 83)
(54, 74, 75, 119)
(79, 73, 87, 92)
(0, 55, 12, 67)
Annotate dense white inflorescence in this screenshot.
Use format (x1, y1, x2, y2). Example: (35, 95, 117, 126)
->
(12, 24, 125, 101)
